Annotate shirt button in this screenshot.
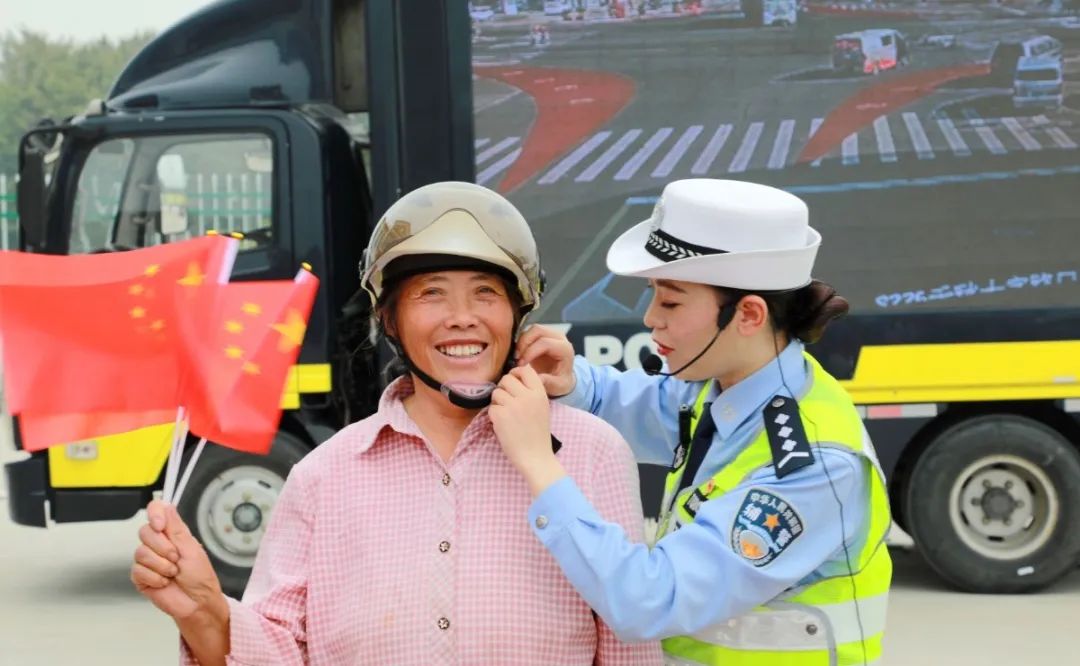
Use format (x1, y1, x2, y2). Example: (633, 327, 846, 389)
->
(437, 617, 450, 631)
(438, 540, 451, 553)
(535, 515, 549, 529)
(441, 473, 451, 486)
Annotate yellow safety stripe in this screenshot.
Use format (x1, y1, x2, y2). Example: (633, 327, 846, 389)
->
(840, 340, 1080, 404)
(48, 363, 331, 488)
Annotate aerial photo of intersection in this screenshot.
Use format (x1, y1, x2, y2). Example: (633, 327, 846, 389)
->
(470, 0, 1080, 323)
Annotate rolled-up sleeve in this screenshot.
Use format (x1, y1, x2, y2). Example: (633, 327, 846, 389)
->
(181, 464, 314, 665)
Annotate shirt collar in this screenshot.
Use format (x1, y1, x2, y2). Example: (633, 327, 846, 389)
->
(707, 339, 808, 440)
(353, 375, 495, 458)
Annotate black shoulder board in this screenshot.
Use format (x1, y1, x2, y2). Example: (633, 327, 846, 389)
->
(763, 395, 815, 479)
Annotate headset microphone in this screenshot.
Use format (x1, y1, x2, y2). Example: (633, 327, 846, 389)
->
(641, 300, 737, 377)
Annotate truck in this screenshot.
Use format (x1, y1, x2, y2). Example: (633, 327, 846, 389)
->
(7, 0, 1080, 595)
(1012, 56, 1064, 110)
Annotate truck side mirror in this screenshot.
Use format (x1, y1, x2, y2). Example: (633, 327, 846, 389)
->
(156, 154, 190, 237)
(17, 149, 47, 250)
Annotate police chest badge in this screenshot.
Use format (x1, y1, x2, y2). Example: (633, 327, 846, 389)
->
(731, 488, 805, 567)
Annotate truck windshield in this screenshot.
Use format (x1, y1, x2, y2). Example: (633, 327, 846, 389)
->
(71, 133, 275, 254)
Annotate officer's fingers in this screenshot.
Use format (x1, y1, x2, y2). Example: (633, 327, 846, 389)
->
(131, 562, 171, 590)
(135, 544, 180, 579)
(516, 323, 549, 348)
(139, 522, 180, 562)
(517, 338, 562, 367)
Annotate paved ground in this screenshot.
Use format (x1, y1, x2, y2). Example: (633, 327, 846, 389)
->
(2, 441, 1078, 665)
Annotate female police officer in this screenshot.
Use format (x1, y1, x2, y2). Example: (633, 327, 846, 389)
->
(487, 179, 892, 666)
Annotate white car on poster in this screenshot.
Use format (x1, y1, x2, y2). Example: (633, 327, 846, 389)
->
(470, 4, 496, 21)
(545, 0, 572, 15)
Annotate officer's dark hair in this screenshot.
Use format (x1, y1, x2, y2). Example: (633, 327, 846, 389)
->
(714, 280, 849, 344)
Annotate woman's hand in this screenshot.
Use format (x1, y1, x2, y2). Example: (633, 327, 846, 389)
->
(131, 500, 229, 626)
(515, 324, 576, 398)
(490, 366, 566, 496)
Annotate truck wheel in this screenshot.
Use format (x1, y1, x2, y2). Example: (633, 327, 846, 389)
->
(905, 414, 1080, 593)
(177, 431, 309, 597)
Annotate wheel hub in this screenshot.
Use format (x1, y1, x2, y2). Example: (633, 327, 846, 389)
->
(981, 486, 1017, 521)
(195, 466, 285, 568)
(232, 502, 263, 533)
(950, 455, 1058, 560)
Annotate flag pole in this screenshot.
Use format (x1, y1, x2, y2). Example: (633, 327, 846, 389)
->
(163, 406, 186, 503)
(172, 437, 207, 504)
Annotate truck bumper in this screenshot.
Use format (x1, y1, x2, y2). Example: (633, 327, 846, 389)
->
(4, 455, 48, 527)
(4, 455, 148, 526)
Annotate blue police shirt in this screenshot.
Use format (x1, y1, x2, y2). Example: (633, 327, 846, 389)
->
(527, 340, 872, 641)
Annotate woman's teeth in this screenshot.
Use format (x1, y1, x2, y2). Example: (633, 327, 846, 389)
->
(438, 344, 485, 357)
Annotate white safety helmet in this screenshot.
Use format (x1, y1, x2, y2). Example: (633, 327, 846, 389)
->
(361, 181, 542, 314)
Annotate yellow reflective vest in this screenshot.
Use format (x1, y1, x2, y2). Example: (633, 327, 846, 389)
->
(657, 354, 892, 666)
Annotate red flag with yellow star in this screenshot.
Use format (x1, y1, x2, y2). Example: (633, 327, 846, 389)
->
(181, 269, 319, 454)
(0, 236, 238, 451)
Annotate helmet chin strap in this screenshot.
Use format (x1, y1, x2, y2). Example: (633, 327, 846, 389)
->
(387, 336, 512, 410)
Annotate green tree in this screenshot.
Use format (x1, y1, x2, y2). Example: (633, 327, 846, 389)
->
(0, 29, 153, 169)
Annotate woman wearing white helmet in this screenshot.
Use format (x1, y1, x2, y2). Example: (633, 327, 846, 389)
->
(494, 179, 892, 666)
(130, 182, 661, 665)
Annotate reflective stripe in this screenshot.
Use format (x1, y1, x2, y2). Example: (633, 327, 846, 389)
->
(803, 595, 888, 646)
(664, 656, 708, 666)
(664, 656, 707, 666)
(690, 607, 832, 651)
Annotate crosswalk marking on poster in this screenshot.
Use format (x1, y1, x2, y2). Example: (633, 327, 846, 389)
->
(729, 122, 764, 173)
(652, 125, 704, 178)
(936, 118, 971, 157)
(902, 113, 934, 160)
(975, 125, 1007, 155)
(1002, 117, 1040, 151)
(477, 147, 522, 185)
(615, 127, 673, 181)
(471, 112, 1079, 186)
(841, 133, 859, 165)
(477, 137, 520, 166)
(768, 119, 796, 170)
(809, 118, 825, 167)
(874, 116, 898, 163)
(1045, 126, 1077, 149)
(539, 131, 612, 184)
(692, 124, 734, 175)
(577, 129, 643, 182)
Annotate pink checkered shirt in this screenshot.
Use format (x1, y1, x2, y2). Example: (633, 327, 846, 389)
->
(182, 377, 662, 665)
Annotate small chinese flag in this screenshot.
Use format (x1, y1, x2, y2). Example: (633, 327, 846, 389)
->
(182, 269, 319, 454)
(0, 236, 238, 451)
